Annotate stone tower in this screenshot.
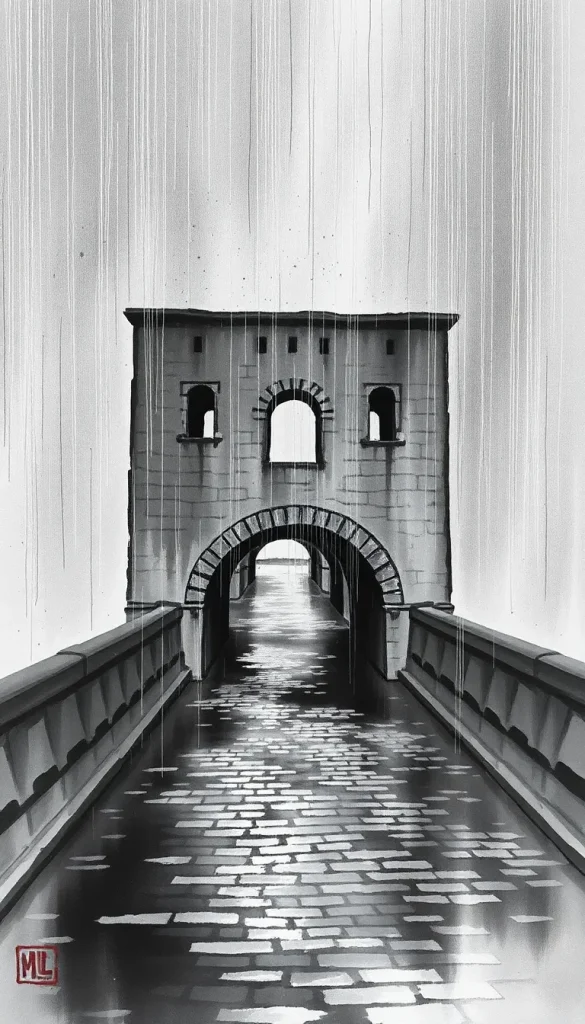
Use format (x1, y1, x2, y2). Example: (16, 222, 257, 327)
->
(125, 309, 457, 685)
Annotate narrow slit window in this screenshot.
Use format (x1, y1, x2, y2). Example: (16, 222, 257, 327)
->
(319, 336, 330, 355)
(193, 335, 203, 353)
(257, 336, 267, 354)
(288, 336, 298, 354)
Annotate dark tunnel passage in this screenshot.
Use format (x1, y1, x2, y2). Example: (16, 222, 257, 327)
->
(184, 507, 404, 699)
(229, 538, 349, 621)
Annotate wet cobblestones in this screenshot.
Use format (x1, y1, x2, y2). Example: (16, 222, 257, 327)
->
(2, 570, 585, 1023)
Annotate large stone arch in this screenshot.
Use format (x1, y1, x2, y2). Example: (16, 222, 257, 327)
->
(183, 505, 405, 688)
(185, 505, 402, 608)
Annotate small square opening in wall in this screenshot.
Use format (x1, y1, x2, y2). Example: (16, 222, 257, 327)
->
(319, 337, 330, 355)
(193, 335, 204, 353)
(288, 336, 298, 354)
(257, 336, 267, 354)
(386, 338, 395, 355)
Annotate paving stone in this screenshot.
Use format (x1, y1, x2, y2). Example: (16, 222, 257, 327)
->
(188, 986, 248, 1002)
(360, 968, 443, 982)
(97, 914, 172, 925)
(282, 939, 335, 951)
(290, 971, 354, 987)
(195, 957, 251, 968)
(324, 985, 416, 1005)
(252, 988, 319, 1007)
(221, 972, 283, 982)
(189, 942, 272, 954)
(338, 938, 384, 948)
(175, 912, 239, 924)
(317, 954, 393, 968)
(256, 956, 312, 968)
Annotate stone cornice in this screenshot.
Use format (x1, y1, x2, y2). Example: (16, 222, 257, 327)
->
(124, 308, 459, 332)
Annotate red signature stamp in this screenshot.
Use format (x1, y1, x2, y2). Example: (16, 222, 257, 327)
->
(16, 945, 59, 985)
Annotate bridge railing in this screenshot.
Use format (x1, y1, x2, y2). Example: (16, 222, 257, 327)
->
(0, 605, 190, 917)
(400, 606, 585, 870)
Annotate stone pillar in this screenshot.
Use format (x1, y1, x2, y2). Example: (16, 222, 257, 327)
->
(181, 608, 203, 680)
(385, 608, 410, 679)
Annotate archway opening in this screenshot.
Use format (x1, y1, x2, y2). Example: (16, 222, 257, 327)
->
(225, 534, 351, 699)
(269, 399, 317, 463)
(186, 508, 403, 705)
(368, 386, 396, 442)
(229, 540, 310, 600)
(256, 540, 310, 575)
(187, 384, 216, 438)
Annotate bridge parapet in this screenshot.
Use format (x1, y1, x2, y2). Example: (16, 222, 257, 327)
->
(400, 607, 585, 872)
(0, 606, 189, 918)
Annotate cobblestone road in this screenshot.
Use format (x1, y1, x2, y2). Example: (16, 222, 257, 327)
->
(2, 568, 585, 1023)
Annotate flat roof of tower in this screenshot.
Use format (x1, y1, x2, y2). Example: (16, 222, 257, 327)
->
(124, 308, 459, 331)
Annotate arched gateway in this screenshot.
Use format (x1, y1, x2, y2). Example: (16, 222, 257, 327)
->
(185, 504, 403, 607)
(124, 308, 457, 687)
(183, 504, 404, 686)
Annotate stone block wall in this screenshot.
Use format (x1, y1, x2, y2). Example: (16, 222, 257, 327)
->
(0, 606, 189, 916)
(401, 606, 585, 871)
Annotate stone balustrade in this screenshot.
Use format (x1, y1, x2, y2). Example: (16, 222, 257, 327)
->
(0, 605, 189, 916)
(400, 606, 585, 870)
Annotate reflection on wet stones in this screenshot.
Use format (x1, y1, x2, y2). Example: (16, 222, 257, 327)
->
(1, 571, 585, 1024)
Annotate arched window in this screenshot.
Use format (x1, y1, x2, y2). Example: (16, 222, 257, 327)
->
(269, 399, 317, 463)
(187, 384, 216, 438)
(368, 386, 396, 442)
